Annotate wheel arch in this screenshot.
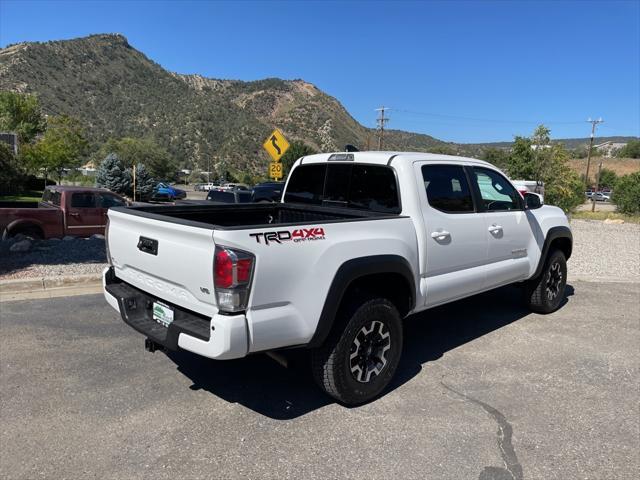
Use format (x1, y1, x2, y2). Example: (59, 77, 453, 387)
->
(3, 219, 45, 239)
(308, 255, 416, 348)
(532, 226, 572, 278)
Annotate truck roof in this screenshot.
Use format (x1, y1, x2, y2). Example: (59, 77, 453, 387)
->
(299, 151, 493, 167)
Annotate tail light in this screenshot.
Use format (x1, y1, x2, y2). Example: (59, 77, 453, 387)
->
(214, 246, 255, 313)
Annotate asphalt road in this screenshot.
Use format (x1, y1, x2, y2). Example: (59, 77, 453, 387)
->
(1, 282, 638, 480)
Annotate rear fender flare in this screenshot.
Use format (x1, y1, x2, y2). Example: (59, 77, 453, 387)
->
(308, 255, 416, 348)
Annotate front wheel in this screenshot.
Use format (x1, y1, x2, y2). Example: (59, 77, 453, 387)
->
(311, 297, 403, 405)
(525, 249, 567, 314)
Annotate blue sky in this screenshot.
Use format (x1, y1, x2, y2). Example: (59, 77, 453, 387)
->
(1, 0, 638, 143)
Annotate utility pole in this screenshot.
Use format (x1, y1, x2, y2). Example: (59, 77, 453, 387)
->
(584, 117, 604, 190)
(592, 160, 603, 212)
(375, 106, 389, 150)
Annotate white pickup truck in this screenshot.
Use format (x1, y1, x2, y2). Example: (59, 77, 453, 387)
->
(103, 151, 572, 404)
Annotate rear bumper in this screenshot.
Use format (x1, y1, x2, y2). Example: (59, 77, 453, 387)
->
(103, 267, 248, 359)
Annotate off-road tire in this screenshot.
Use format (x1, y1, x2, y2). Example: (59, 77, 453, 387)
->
(525, 249, 567, 314)
(311, 296, 403, 405)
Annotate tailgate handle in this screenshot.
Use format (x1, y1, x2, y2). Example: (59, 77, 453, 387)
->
(137, 236, 158, 256)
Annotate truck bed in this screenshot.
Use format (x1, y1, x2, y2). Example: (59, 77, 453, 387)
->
(114, 202, 396, 230)
(0, 201, 43, 208)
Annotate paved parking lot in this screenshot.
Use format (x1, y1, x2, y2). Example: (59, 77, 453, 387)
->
(1, 281, 638, 479)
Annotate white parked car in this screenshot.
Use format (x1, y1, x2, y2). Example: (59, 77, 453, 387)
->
(103, 151, 572, 404)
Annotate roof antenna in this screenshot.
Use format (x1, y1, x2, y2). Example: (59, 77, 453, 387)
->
(344, 144, 359, 152)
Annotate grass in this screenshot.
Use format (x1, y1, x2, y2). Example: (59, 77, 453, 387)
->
(571, 210, 640, 224)
(569, 157, 640, 177)
(0, 191, 43, 202)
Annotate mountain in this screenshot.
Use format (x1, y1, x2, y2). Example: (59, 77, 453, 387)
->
(1, 34, 636, 174)
(0, 34, 454, 174)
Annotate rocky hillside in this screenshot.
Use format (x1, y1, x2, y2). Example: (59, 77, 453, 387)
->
(0, 34, 452, 173)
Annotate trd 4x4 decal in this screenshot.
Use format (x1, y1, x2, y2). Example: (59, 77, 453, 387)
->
(249, 227, 326, 245)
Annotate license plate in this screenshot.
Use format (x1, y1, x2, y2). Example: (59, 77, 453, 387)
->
(152, 301, 174, 327)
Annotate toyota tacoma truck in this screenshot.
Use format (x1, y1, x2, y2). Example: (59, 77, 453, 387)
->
(103, 152, 572, 405)
(1, 186, 127, 239)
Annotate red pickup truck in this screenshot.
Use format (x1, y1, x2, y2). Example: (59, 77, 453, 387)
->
(0, 186, 127, 239)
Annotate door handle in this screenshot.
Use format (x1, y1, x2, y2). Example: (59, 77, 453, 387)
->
(488, 224, 503, 233)
(431, 230, 451, 240)
(69, 212, 80, 217)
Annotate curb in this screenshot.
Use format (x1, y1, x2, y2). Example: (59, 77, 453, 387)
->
(0, 273, 103, 299)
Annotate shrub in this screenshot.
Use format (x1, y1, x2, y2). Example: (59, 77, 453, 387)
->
(613, 172, 640, 214)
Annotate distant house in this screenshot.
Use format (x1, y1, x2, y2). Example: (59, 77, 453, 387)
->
(595, 141, 627, 158)
(79, 161, 97, 176)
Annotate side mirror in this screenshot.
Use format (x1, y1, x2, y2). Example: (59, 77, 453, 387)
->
(524, 192, 543, 209)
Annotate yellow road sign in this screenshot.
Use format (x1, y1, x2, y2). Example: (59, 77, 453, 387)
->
(269, 162, 283, 180)
(263, 129, 290, 162)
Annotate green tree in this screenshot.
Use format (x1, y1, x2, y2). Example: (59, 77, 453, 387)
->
(22, 115, 88, 181)
(0, 142, 22, 195)
(507, 125, 583, 212)
(617, 139, 640, 159)
(541, 144, 584, 212)
(507, 136, 536, 179)
(93, 137, 177, 180)
(133, 163, 156, 200)
(0, 91, 46, 143)
(96, 153, 132, 195)
(280, 141, 316, 175)
(612, 172, 640, 214)
(481, 147, 510, 171)
(597, 168, 618, 189)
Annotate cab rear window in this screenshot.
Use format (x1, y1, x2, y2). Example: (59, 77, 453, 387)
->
(284, 163, 400, 213)
(42, 189, 61, 206)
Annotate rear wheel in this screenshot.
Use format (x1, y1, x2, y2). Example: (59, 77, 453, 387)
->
(525, 249, 567, 313)
(311, 296, 403, 405)
(5, 226, 43, 240)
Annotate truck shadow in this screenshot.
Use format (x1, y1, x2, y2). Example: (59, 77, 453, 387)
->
(166, 284, 574, 420)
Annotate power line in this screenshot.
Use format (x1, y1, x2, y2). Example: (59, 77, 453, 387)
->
(393, 108, 586, 125)
(375, 106, 389, 150)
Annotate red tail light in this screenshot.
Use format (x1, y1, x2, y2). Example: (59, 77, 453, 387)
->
(236, 258, 252, 283)
(214, 246, 255, 312)
(214, 249, 233, 288)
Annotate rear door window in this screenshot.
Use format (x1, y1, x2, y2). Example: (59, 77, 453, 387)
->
(422, 165, 475, 213)
(71, 192, 98, 208)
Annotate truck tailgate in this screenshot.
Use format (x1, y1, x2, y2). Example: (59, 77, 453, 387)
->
(107, 209, 217, 315)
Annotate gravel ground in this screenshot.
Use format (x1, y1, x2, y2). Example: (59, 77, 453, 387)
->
(568, 219, 640, 282)
(0, 219, 637, 282)
(0, 237, 107, 280)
